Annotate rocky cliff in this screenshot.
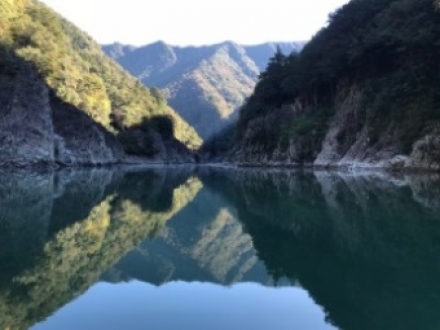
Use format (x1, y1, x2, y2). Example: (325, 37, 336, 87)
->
(228, 0, 440, 171)
(0, 63, 122, 166)
(230, 84, 440, 171)
(0, 60, 199, 166)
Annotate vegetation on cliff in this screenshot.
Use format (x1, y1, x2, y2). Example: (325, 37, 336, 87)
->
(0, 0, 201, 152)
(233, 0, 440, 165)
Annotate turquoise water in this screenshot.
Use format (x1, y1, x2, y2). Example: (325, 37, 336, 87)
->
(0, 168, 439, 329)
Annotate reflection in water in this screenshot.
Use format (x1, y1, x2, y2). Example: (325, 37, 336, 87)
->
(200, 169, 440, 330)
(0, 168, 201, 329)
(0, 168, 440, 329)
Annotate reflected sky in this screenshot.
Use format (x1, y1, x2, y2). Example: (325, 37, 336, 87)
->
(33, 281, 335, 330)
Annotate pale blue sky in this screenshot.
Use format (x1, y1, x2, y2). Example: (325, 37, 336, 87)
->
(39, 0, 350, 46)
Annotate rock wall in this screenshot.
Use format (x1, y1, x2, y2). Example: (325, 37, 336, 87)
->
(51, 98, 124, 165)
(229, 84, 440, 172)
(0, 64, 121, 166)
(0, 63, 195, 166)
(0, 65, 54, 166)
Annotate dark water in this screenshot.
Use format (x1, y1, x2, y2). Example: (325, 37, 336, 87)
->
(1, 168, 440, 330)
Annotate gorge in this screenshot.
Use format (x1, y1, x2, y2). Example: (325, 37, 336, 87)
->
(1, 0, 440, 171)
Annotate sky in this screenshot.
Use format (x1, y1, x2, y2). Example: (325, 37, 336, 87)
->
(39, 0, 350, 46)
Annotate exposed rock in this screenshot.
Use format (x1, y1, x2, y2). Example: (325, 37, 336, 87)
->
(229, 83, 440, 172)
(0, 63, 122, 166)
(121, 128, 196, 164)
(0, 62, 195, 167)
(51, 98, 123, 165)
(0, 65, 54, 166)
(407, 130, 440, 171)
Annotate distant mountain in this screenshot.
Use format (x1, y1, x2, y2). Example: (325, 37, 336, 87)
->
(103, 41, 305, 140)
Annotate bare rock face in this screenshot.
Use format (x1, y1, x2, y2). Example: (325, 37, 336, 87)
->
(0, 62, 196, 167)
(51, 99, 124, 166)
(121, 128, 196, 164)
(0, 66, 54, 166)
(0, 64, 123, 166)
(407, 130, 440, 171)
(313, 85, 406, 170)
(230, 82, 440, 172)
(313, 85, 440, 171)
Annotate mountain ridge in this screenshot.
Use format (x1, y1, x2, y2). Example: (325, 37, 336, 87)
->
(103, 41, 305, 140)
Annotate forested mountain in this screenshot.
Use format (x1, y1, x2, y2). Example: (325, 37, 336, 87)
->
(227, 0, 440, 171)
(103, 41, 304, 140)
(0, 0, 201, 166)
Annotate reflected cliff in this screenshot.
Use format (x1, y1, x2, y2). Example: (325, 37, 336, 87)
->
(1, 168, 440, 330)
(199, 169, 440, 330)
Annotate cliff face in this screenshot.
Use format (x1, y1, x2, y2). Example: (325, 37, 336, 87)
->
(230, 83, 440, 171)
(315, 85, 440, 171)
(0, 64, 122, 166)
(0, 58, 197, 166)
(0, 65, 54, 165)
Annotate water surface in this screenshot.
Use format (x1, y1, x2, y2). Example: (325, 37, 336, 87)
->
(0, 168, 439, 329)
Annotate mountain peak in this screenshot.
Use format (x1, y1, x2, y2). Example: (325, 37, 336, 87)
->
(104, 41, 305, 140)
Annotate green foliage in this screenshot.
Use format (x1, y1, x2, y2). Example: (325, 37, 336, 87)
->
(0, 0, 201, 151)
(285, 106, 331, 139)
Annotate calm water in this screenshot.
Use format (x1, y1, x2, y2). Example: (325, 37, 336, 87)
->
(0, 168, 440, 329)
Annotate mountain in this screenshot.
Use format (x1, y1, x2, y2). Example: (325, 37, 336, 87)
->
(227, 0, 440, 171)
(103, 41, 305, 140)
(0, 0, 201, 166)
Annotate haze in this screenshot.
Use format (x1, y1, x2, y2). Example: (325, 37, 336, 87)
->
(39, 0, 350, 46)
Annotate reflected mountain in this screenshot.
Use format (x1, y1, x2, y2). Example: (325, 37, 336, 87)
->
(104, 185, 275, 286)
(1, 168, 440, 330)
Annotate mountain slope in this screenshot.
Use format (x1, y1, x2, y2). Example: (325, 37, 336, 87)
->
(0, 0, 201, 166)
(103, 41, 304, 140)
(230, 0, 440, 171)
